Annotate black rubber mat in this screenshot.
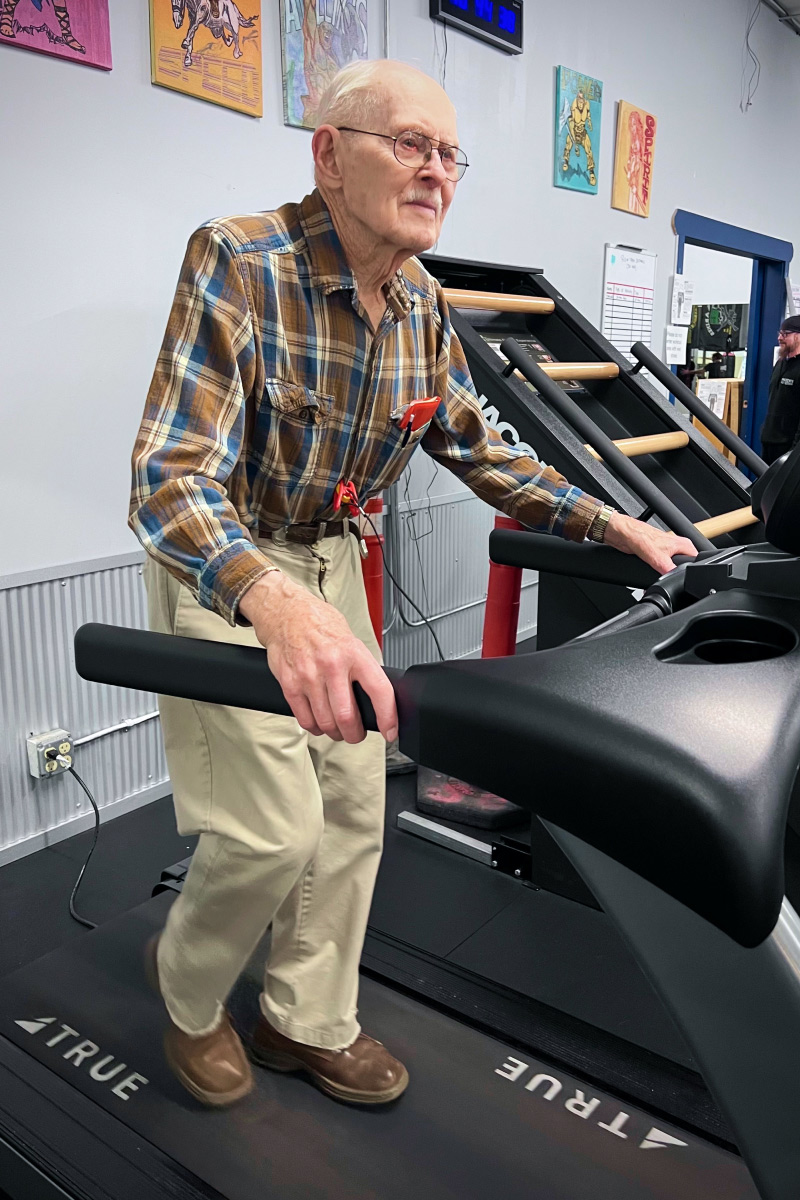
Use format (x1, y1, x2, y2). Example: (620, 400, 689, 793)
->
(368, 814, 519, 956)
(0, 893, 757, 1200)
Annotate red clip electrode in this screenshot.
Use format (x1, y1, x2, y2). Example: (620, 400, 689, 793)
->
(333, 479, 361, 516)
(396, 396, 441, 432)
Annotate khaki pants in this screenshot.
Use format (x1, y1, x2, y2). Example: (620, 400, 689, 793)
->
(143, 531, 386, 1049)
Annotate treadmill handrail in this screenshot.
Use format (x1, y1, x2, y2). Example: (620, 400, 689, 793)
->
(500, 338, 715, 552)
(74, 617, 798, 948)
(630, 342, 767, 478)
(489, 528, 660, 588)
(73, 623, 393, 734)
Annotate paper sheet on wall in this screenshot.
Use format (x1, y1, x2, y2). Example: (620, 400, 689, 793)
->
(787, 279, 800, 316)
(601, 246, 657, 364)
(665, 325, 688, 364)
(695, 378, 727, 420)
(671, 275, 695, 326)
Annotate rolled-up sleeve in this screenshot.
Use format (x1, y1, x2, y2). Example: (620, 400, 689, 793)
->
(129, 224, 275, 625)
(421, 294, 604, 541)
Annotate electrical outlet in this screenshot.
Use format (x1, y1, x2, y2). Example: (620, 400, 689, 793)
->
(26, 729, 73, 779)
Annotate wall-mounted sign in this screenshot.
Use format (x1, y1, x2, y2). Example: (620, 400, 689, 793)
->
(429, 0, 522, 54)
(555, 66, 603, 194)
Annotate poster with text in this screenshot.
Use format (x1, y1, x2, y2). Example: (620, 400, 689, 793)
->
(554, 66, 602, 194)
(0, 0, 111, 70)
(149, 0, 262, 118)
(281, 0, 368, 130)
(612, 100, 657, 218)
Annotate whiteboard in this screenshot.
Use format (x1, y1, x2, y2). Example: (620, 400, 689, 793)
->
(601, 245, 657, 362)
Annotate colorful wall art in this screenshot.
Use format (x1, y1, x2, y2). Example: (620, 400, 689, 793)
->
(281, 0, 368, 130)
(149, 0, 262, 117)
(0, 0, 112, 70)
(554, 65, 602, 195)
(611, 101, 657, 218)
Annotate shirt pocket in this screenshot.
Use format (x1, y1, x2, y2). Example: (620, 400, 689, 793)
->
(368, 418, 434, 494)
(262, 379, 331, 425)
(257, 379, 333, 489)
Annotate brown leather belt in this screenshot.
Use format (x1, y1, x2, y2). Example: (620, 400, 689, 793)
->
(258, 520, 358, 546)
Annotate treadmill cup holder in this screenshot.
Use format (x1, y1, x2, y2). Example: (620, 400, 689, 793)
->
(655, 612, 798, 666)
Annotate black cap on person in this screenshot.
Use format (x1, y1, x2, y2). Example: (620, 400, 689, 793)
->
(780, 315, 800, 334)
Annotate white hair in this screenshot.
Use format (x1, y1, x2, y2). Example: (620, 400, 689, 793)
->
(314, 59, 392, 131)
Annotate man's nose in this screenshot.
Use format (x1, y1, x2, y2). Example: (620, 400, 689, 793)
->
(420, 148, 449, 185)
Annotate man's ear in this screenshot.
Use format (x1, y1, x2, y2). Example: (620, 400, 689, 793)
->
(312, 125, 344, 192)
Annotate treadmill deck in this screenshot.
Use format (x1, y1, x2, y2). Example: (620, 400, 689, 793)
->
(0, 892, 757, 1200)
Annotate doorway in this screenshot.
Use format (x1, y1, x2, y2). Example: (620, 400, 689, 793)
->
(673, 210, 793, 456)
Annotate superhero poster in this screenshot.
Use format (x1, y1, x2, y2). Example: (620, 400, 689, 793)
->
(0, 0, 112, 70)
(280, 0, 368, 130)
(554, 65, 602, 195)
(149, 0, 262, 118)
(611, 101, 657, 218)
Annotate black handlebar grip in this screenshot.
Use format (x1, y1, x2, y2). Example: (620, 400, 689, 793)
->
(74, 624, 396, 734)
(489, 530, 660, 589)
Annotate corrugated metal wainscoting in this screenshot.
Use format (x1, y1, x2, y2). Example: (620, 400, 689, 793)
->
(0, 553, 169, 866)
(382, 489, 538, 670)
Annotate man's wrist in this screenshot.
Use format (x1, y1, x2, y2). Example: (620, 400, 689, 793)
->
(588, 504, 617, 544)
(237, 566, 284, 624)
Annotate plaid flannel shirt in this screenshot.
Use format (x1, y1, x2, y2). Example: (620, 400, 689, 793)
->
(130, 190, 603, 626)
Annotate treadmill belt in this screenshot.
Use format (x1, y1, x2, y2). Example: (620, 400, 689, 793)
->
(0, 894, 757, 1200)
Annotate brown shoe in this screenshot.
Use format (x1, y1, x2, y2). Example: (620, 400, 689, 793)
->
(249, 1016, 409, 1105)
(144, 934, 254, 1108)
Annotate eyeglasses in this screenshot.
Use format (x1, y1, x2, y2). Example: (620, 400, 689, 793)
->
(336, 127, 469, 182)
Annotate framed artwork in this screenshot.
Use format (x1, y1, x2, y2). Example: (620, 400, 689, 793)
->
(611, 101, 657, 218)
(280, 0, 368, 130)
(0, 0, 112, 70)
(554, 65, 602, 195)
(148, 0, 262, 118)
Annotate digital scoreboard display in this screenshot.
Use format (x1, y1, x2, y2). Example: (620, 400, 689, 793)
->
(430, 0, 523, 54)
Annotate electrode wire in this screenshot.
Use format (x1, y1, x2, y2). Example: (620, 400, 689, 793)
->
(360, 506, 446, 661)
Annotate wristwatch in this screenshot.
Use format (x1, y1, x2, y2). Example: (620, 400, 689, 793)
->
(589, 504, 616, 544)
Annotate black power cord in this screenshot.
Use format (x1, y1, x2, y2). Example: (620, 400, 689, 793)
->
(359, 507, 446, 662)
(49, 752, 101, 930)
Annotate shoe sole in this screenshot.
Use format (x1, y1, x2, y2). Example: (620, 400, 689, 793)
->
(249, 1044, 409, 1106)
(145, 934, 253, 1108)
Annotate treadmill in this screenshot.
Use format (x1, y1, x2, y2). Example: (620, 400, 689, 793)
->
(3, 454, 800, 1200)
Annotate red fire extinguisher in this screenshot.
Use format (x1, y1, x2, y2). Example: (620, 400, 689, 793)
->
(360, 496, 385, 649)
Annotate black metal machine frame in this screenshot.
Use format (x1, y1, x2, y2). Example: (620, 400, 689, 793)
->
(420, 252, 765, 645)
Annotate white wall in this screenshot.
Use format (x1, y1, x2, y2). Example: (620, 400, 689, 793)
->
(2, 0, 799, 574)
(682, 244, 755, 306)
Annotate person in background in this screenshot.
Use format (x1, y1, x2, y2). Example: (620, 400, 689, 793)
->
(760, 316, 800, 464)
(705, 352, 726, 379)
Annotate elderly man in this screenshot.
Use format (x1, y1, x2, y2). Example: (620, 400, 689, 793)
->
(130, 58, 695, 1110)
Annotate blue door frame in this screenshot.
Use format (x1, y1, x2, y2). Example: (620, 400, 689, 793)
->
(673, 210, 793, 454)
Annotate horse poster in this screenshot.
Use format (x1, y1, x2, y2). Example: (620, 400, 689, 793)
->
(280, 0, 368, 130)
(149, 0, 262, 117)
(0, 0, 112, 70)
(611, 100, 657, 218)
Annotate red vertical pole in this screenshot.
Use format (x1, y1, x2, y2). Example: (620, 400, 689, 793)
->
(481, 515, 525, 658)
(360, 496, 384, 649)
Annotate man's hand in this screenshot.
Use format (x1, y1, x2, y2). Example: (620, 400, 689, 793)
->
(604, 512, 698, 575)
(238, 572, 398, 745)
